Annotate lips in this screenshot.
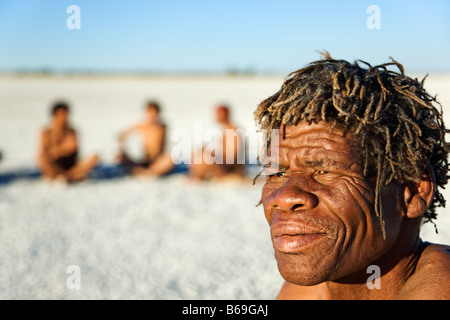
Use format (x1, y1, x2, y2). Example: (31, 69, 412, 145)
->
(271, 219, 328, 253)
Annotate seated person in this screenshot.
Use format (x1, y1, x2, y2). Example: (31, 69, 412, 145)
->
(117, 101, 173, 176)
(38, 102, 99, 182)
(189, 105, 245, 180)
(255, 53, 450, 300)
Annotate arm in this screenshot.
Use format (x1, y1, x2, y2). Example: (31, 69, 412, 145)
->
(43, 129, 78, 161)
(40, 129, 77, 161)
(39, 129, 51, 160)
(118, 124, 142, 147)
(155, 124, 166, 154)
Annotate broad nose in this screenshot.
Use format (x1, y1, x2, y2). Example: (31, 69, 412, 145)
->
(265, 174, 319, 212)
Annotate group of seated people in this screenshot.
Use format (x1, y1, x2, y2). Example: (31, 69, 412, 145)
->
(37, 101, 246, 183)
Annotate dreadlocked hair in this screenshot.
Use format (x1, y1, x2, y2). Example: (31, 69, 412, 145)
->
(254, 52, 450, 237)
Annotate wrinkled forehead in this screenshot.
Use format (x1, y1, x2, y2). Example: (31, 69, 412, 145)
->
(273, 122, 361, 166)
(280, 122, 349, 144)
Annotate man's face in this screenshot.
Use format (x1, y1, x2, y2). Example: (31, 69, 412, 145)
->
(216, 107, 229, 124)
(146, 106, 159, 122)
(262, 121, 405, 285)
(53, 109, 69, 127)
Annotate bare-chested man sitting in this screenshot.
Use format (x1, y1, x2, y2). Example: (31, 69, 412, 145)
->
(38, 102, 99, 182)
(117, 101, 173, 176)
(189, 105, 245, 180)
(255, 53, 450, 300)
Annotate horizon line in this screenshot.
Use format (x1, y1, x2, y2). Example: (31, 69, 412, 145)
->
(2, 67, 450, 77)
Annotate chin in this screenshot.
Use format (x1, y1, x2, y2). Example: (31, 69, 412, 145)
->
(275, 252, 331, 286)
(279, 268, 329, 286)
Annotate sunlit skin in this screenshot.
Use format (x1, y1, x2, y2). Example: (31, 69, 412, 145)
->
(38, 108, 99, 182)
(262, 121, 450, 300)
(189, 105, 245, 180)
(117, 104, 175, 176)
(118, 105, 166, 163)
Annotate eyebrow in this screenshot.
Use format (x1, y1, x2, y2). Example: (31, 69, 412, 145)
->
(308, 158, 356, 170)
(273, 158, 354, 172)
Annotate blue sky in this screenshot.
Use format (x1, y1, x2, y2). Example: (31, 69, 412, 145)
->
(0, 0, 449, 73)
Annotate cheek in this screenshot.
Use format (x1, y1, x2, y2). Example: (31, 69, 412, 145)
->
(319, 179, 380, 253)
(331, 178, 404, 243)
(320, 179, 405, 277)
(321, 177, 375, 226)
(261, 182, 277, 223)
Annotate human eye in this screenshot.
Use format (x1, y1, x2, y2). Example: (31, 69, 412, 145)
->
(265, 169, 289, 181)
(313, 169, 341, 181)
(273, 171, 287, 177)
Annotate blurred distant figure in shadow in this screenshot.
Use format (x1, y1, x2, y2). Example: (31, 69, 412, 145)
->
(116, 101, 174, 176)
(38, 102, 99, 182)
(189, 105, 245, 181)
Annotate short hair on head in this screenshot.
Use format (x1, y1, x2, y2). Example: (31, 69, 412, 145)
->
(255, 51, 450, 236)
(51, 101, 70, 116)
(146, 100, 160, 113)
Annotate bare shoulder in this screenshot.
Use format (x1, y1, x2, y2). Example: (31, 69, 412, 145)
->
(41, 126, 51, 135)
(151, 122, 166, 133)
(156, 121, 166, 130)
(399, 243, 450, 300)
(419, 243, 450, 263)
(40, 127, 52, 140)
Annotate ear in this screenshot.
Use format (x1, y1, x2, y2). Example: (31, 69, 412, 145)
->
(403, 164, 436, 219)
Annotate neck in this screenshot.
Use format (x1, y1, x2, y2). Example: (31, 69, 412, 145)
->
(52, 122, 67, 131)
(326, 232, 423, 300)
(146, 118, 159, 125)
(219, 120, 232, 128)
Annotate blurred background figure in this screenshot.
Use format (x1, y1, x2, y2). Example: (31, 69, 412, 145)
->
(116, 101, 174, 176)
(37, 102, 99, 182)
(189, 105, 245, 181)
